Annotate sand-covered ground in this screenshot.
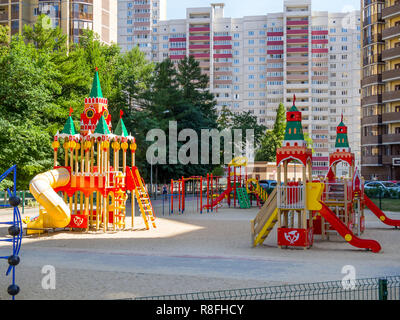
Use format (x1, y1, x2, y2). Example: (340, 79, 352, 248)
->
(0, 202, 399, 300)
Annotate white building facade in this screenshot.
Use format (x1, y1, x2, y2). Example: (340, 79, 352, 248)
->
(118, 0, 361, 176)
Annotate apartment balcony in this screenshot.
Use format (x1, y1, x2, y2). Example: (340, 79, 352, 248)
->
(362, 156, 382, 166)
(311, 39, 328, 45)
(361, 74, 382, 87)
(0, 12, 8, 22)
(382, 90, 400, 103)
(287, 47, 308, 53)
(382, 112, 400, 123)
(189, 36, 210, 41)
(382, 46, 400, 61)
(311, 48, 328, 54)
(286, 38, 308, 44)
(189, 44, 210, 50)
(214, 36, 232, 41)
(287, 20, 309, 26)
(169, 37, 186, 42)
(287, 65, 308, 72)
(382, 25, 400, 40)
(361, 135, 382, 146)
(213, 53, 232, 59)
(382, 69, 400, 82)
(286, 74, 309, 81)
(267, 32, 284, 37)
(383, 155, 400, 165)
(286, 56, 308, 63)
(191, 53, 210, 59)
(267, 41, 284, 45)
(287, 29, 308, 35)
(311, 30, 328, 36)
(363, 34, 383, 46)
(267, 50, 284, 54)
(382, 134, 400, 144)
(213, 45, 232, 50)
(189, 27, 210, 33)
(169, 55, 186, 60)
(361, 115, 382, 126)
(361, 94, 382, 106)
(382, 2, 400, 19)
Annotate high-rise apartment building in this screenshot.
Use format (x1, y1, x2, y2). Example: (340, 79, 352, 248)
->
(145, 0, 361, 175)
(118, 0, 166, 58)
(361, 0, 400, 180)
(0, 0, 117, 45)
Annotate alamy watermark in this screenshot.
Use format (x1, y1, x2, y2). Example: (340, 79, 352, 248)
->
(145, 121, 255, 167)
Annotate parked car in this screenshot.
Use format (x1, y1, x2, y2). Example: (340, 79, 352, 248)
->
(364, 181, 400, 193)
(259, 180, 277, 190)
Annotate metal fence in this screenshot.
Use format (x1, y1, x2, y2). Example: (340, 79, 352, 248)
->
(135, 276, 400, 300)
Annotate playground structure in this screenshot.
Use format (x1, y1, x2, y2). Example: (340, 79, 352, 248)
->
(251, 96, 400, 252)
(168, 156, 257, 214)
(0, 165, 23, 299)
(25, 69, 156, 235)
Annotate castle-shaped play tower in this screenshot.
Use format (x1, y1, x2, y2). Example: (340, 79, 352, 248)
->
(251, 96, 383, 252)
(25, 69, 156, 234)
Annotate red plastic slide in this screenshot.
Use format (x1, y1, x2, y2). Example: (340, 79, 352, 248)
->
(203, 187, 232, 210)
(319, 202, 381, 253)
(364, 195, 400, 228)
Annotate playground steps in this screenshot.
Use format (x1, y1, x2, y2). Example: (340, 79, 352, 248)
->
(251, 188, 278, 247)
(236, 188, 251, 209)
(128, 167, 156, 230)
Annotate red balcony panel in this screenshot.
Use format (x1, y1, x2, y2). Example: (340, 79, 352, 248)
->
(287, 47, 308, 53)
(189, 27, 211, 32)
(311, 30, 328, 35)
(312, 48, 329, 53)
(312, 39, 328, 44)
(312, 157, 329, 161)
(287, 20, 309, 26)
(287, 29, 309, 35)
(267, 41, 284, 45)
(170, 55, 186, 60)
(213, 54, 233, 59)
(169, 37, 186, 42)
(191, 53, 210, 58)
(267, 32, 284, 37)
(313, 167, 329, 171)
(214, 36, 232, 41)
(213, 45, 232, 50)
(189, 44, 210, 49)
(189, 36, 210, 41)
(267, 50, 284, 54)
(287, 38, 308, 44)
(169, 48, 186, 51)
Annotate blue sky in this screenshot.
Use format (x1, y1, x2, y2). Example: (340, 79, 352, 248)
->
(166, 0, 360, 20)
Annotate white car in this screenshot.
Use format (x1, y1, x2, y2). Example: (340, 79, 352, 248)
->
(364, 181, 400, 193)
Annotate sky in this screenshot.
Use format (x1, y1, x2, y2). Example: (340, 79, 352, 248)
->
(166, 0, 361, 20)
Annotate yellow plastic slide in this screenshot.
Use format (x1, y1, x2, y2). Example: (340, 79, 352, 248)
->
(251, 188, 278, 247)
(27, 168, 71, 234)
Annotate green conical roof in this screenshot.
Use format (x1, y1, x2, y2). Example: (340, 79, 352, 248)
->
(89, 70, 103, 98)
(289, 105, 299, 112)
(284, 120, 305, 141)
(61, 116, 77, 135)
(94, 116, 110, 135)
(115, 118, 129, 137)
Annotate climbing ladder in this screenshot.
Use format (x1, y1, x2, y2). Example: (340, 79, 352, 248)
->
(127, 167, 156, 230)
(251, 188, 278, 247)
(236, 188, 251, 209)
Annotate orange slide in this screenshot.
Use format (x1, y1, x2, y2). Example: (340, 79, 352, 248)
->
(319, 202, 381, 253)
(364, 195, 400, 228)
(203, 187, 232, 210)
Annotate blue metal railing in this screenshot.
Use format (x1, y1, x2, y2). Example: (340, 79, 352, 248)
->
(0, 165, 23, 300)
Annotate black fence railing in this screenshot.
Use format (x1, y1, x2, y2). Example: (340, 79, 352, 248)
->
(135, 276, 400, 300)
